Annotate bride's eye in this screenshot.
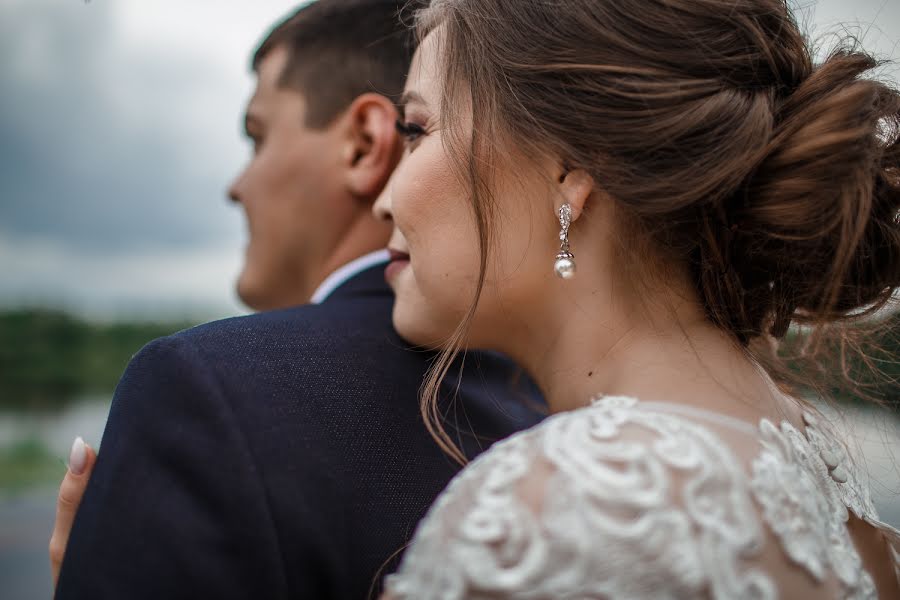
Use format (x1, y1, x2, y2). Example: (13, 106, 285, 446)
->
(395, 119, 426, 144)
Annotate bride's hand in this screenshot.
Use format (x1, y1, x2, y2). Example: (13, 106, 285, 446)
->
(49, 436, 96, 588)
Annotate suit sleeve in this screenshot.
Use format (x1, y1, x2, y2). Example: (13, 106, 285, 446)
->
(55, 335, 289, 599)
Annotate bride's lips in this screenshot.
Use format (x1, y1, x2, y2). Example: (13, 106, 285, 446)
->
(385, 248, 410, 281)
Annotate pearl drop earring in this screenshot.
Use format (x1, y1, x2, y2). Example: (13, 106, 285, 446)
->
(554, 203, 576, 279)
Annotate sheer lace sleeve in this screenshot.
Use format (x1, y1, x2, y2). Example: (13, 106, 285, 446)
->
(385, 396, 895, 599)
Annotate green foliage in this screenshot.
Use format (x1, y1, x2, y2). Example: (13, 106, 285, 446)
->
(777, 310, 900, 409)
(0, 438, 65, 492)
(0, 309, 197, 411)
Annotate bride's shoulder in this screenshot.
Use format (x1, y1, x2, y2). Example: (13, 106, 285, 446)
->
(454, 394, 764, 505)
(386, 396, 891, 599)
(387, 396, 766, 597)
(426, 395, 719, 514)
(456, 394, 760, 479)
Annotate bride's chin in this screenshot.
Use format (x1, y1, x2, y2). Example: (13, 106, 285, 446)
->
(391, 302, 454, 350)
(390, 277, 486, 349)
(391, 303, 428, 347)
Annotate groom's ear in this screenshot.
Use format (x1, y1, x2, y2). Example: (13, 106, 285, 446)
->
(339, 93, 403, 200)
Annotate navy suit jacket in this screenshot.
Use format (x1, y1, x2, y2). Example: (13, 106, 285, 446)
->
(56, 264, 543, 599)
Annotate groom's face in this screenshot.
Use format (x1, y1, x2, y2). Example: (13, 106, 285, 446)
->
(228, 46, 348, 311)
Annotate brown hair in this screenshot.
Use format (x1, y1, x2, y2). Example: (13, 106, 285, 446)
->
(413, 0, 900, 462)
(253, 0, 415, 128)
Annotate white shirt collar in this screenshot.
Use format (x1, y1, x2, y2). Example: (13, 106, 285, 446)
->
(309, 249, 390, 304)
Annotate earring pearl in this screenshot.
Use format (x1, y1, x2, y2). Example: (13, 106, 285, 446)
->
(554, 253, 576, 279)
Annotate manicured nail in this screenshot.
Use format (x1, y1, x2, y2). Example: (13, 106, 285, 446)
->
(69, 437, 87, 475)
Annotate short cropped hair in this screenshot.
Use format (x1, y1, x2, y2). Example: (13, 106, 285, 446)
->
(253, 0, 415, 128)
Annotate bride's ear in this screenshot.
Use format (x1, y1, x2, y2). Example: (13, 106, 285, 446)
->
(554, 167, 594, 221)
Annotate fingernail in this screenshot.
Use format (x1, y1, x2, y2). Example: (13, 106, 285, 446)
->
(69, 436, 87, 475)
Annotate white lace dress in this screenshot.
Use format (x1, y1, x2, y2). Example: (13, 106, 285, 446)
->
(385, 396, 900, 599)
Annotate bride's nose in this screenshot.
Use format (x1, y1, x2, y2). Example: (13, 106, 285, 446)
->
(372, 171, 395, 223)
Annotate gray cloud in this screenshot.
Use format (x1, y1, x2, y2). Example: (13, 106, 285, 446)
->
(0, 0, 300, 315)
(0, 0, 248, 253)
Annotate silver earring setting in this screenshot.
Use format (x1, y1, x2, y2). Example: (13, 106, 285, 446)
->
(554, 203, 576, 279)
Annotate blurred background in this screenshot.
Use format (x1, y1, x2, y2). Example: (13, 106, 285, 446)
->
(0, 0, 898, 597)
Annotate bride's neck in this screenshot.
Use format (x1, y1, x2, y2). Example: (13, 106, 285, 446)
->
(496, 275, 767, 415)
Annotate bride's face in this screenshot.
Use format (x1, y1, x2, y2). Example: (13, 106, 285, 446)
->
(375, 30, 558, 349)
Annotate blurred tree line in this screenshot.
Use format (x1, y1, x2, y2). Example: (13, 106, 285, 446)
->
(0, 309, 196, 411)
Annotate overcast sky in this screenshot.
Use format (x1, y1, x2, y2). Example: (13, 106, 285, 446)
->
(0, 0, 897, 320)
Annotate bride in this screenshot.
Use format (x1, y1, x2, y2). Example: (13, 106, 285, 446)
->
(377, 0, 900, 597)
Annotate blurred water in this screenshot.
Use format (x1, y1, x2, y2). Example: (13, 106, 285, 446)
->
(0, 400, 897, 598)
(0, 489, 57, 599)
(0, 395, 111, 460)
(0, 397, 111, 599)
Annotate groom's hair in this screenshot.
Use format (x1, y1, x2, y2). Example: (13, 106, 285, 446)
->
(253, 0, 415, 128)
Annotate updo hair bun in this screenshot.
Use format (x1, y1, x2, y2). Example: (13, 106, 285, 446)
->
(717, 49, 900, 342)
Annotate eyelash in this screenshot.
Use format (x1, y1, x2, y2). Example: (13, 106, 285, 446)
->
(395, 119, 426, 143)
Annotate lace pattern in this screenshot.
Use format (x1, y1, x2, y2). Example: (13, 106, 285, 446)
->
(386, 396, 898, 599)
(750, 418, 875, 598)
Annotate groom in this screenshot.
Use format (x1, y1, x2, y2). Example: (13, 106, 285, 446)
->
(54, 1, 540, 598)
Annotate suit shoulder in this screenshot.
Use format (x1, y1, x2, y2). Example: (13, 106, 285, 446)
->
(170, 296, 393, 343)
(139, 296, 413, 376)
